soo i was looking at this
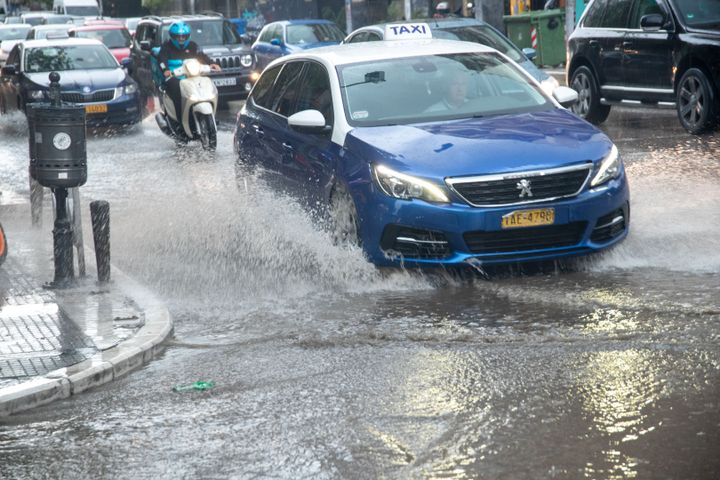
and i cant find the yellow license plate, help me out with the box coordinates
[85,104,108,114]
[501,208,555,229]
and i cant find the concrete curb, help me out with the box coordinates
[0,265,173,417]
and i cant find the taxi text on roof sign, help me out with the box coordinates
[384,23,433,41]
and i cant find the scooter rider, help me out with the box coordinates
[157,21,221,120]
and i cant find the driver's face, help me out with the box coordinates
[447,75,468,106]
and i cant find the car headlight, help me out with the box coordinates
[29,89,46,100]
[240,54,252,67]
[373,164,449,203]
[591,144,621,187]
[123,83,138,95]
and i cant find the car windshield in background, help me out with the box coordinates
[22,17,46,26]
[44,16,74,24]
[673,0,720,28]
[65,6,100,16]
[338,52,550,127]
[162,20,240,46]
[24,45,117,72]
[75,29,131,48]
[432,26,525,63]
[0,27,30,41]
[286,23,344,44]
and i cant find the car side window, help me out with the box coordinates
[629,0,665,28]
[271,61,305,117]
[272,24,283,43]
[295,61,333,126]
[258,25,271,42]
[347,31,367,43]
[366,32,382,41]
[6,45,20,66]
[600,0,633,28]
[582,0,608,27]
[251,64,282,109]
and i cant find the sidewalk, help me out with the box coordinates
[0,199,173,417]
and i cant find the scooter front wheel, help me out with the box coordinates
[197,113,217,151]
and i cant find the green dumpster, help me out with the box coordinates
[503,9,566,67]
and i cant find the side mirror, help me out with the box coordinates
[640,13,665,31]
[270,38,282,46]
[121,57,133,72]
[522,47,537,61]
[1,64,16,76]
[553,86,578,109]
[288,109,329,134]
[139,40,151,51]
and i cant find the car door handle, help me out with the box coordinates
[282,142,293,151]
[589,40,599,47]
[622,41,633,48]
[252,124,264,138]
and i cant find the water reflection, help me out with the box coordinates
[577,350,661,480]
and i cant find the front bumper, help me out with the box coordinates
[210,70,257,101]
[355,173,630,268]
[84,94,142,127]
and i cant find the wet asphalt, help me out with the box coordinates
[0,104,718,479]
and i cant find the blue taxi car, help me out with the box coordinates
[234,25,629,267]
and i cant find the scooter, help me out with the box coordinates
[155,58,219,151]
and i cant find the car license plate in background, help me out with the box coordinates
[85,104,107,114]
[212,77,237,87]
[501,208,555,229]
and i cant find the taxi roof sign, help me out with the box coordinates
[384,23,432,41]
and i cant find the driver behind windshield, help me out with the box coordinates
[157,21,221,119]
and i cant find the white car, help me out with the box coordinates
[0,38,21,65]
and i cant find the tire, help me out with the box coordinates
[676,68,717,135]
[570,66,611,124]
[0,223,6,266]
[329,183,361,248]
[197,113,217,151]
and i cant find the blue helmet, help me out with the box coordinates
[169,21,191,49]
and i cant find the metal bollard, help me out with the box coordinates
[52,187,74,286]
[90,200,110,283]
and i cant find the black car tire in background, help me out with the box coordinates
[570,66,611,125]
[329,182,361,248]
[676,68,717,135]
[197,113,217,151]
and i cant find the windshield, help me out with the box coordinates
[337,52,550,127]
[22,16,46,26]
[673,0,720,29]
[65,6,100,16]
[24,44,117,72]
[161,20,240,46]
[0,27,30,41]
[75,28,131,48]
[432,25,525,62]
[286,23,344,44]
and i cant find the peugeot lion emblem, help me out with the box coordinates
[82,86,91,93]
[517,179,533,198]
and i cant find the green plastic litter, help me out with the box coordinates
[172,380,215,392]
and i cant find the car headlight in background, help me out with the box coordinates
[29,89,46,100]
[591,144,621,187]
[241,54,253,67]
[374,164,450,203]
[123,83,137,95]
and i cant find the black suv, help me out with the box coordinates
[131,14,257,109]
[567,0,720,134]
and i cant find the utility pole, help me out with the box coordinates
[404,0,412,20]
[474,0,484,22]
[345,0,352,33]
[188,0,195,15]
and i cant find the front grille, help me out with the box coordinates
[61,89,115,104]
[464,222,587,254]
[591,207,627,243]
[212,56,247,69]
[448,164,592,207]
[381,225,451,259]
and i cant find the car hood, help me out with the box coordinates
[26,68,127,90]
[345,109,613,179]
[201,45,252,56]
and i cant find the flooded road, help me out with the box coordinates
[0,106,719,479]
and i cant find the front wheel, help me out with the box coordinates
[570,66,611,124]
[196,113,217,151]
[329,183,361,248]
[677,68,717,135]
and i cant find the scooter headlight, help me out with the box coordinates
[185,59,201,77]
